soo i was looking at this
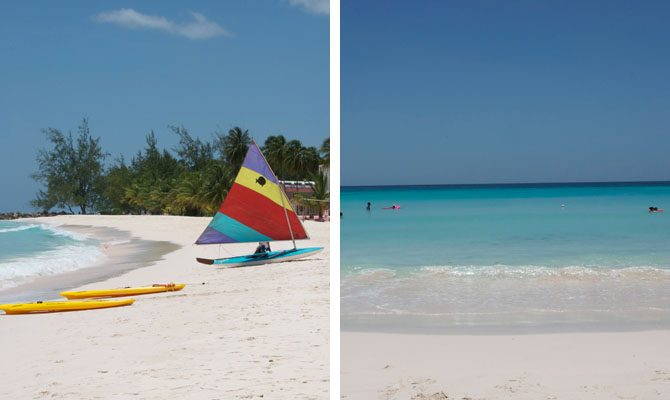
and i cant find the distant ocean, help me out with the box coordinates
[341,182,670,333]
[0,221,104,292]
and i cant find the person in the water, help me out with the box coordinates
[366,202,371,210]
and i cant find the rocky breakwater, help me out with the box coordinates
[0,211,68,220]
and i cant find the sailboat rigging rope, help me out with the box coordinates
[217,243,236,257]
[278,182,296,249]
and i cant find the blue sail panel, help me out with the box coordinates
[195,212,272,244]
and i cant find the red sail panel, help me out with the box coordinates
[220,183,307,240]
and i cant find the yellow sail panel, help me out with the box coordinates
[234,166,295,211]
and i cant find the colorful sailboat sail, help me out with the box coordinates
[196,140,308,246]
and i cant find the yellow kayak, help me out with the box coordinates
[60,283,185,300]
[0,299,135,315]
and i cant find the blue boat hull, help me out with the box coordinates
[198,247,324,267]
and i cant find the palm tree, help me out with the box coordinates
[126,180,159,214]
[291,192,310,219]
[308,170,329,219]
[286,140,303,178]
[262,135,289,180]
[175,172,205,216]
[199,161,234,214]
[164,179,183,215]
[149,178,177,214]
[303,146,320,176]
[124,183,143,211]
[319,138,329,166]
[217,127,250,173]
[290,145,320,179]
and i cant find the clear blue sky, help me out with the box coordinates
[342,1,670,186]
[0,1,328,212]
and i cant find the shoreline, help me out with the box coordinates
[0,222,179,304]
[0,215,330,399]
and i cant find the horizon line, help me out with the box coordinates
[341,180,670,189]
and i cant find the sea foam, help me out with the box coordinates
[0,222,105,290]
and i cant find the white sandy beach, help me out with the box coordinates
[0,215,329,399]
[342,330,670,399]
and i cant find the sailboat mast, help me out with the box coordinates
[278,181,297,250]
[254,140,297,250]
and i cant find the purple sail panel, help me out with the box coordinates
[241,141,277,184]
[195,226,238,245]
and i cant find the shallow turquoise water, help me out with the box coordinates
[0,221,103,291]
[341,183,670,332]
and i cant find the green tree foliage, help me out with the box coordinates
[199,161,235,214]
[286,140,308,178]
[262,135,322,181]
[124,132,184,214]
[100,157,134,214]
[32,118,328,217]
[215,126,250,174]
[262,135,290,180]
[299,146,321,177]
[31,118,107,214]
[170,125,213,171]
[319,138,329,166]
[307,170,330,219]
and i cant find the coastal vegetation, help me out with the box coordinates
[30,118,107,214]
[31,118,329,216]
[294,170,330,219]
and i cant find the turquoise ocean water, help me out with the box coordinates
[341,183,670,332]
[0,221,103,294]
